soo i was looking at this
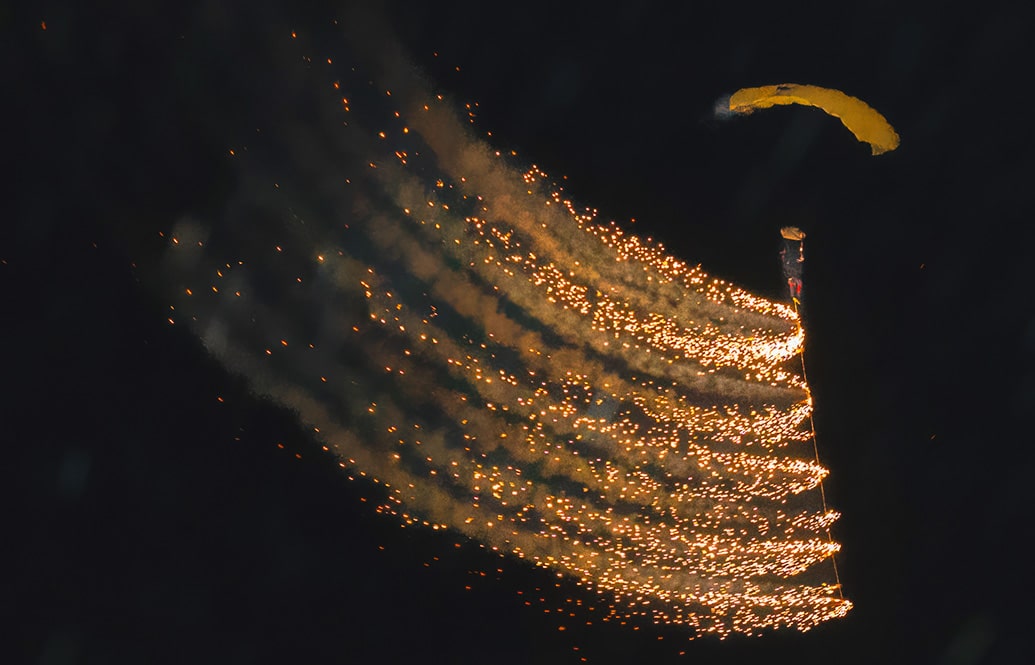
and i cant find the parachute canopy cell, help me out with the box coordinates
[728,84,900,155]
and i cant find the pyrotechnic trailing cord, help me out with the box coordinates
[794,305,845,600]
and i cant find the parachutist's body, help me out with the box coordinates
[780,227,806,305]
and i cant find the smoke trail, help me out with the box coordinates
[154,15,849,637]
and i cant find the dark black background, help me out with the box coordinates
[7,1,1034,663]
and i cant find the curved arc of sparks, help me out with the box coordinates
[158,35,851,636]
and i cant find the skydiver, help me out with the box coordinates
[779,227,805,304]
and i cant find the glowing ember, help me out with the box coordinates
[157,26,848,638]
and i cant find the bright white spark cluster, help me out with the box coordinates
[158,27,849,638]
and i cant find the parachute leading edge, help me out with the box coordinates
[728,84,900,155]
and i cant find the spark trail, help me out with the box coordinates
[157,20,850,637]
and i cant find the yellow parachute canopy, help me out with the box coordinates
[728,84,900,155]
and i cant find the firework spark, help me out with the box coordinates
[156,19,849,637]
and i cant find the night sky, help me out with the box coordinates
[8,1,1034,663]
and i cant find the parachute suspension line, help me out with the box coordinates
[794,303,845,601]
